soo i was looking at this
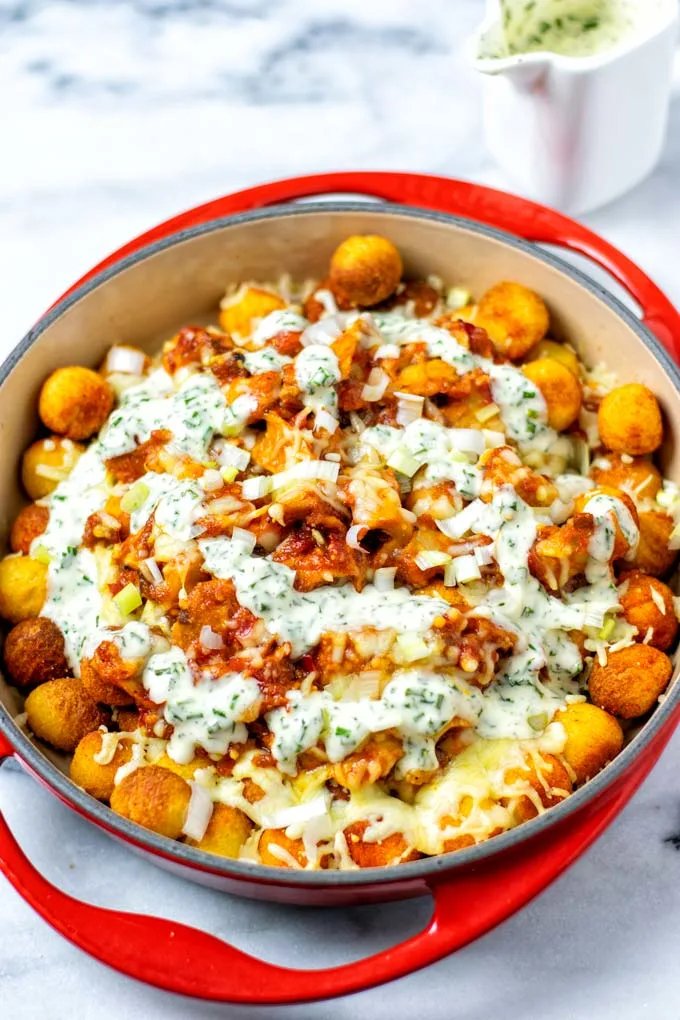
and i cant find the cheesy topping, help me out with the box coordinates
[19,267,675,872]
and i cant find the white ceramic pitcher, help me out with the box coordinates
[469,0,679,214]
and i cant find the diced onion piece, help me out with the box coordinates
[447,286,472,310]
[142,557,163,585]
[200,625,225,650]
[650,586,667,615]
[231,527,256,553]
[301,319,342,347]
[669,521,680,551]
[361,367,390,402]
[474,544,495,567]
[393,633,430,664]
[373,567,396,591]
[272,460,340,490]
[373,344,401,360]
[217,444,251,471]
[583,604,609,628]
[188,524,207,539]
[32,544,52,565]
[221,466,239,483]
[113,583,143,616]
[314,408,339,434]
[454,554,481,584]
[201,469,223,492]
[314,289,338,315]
[242,476,273,500]
[447,429,485,456]
[394,391,424,427]
[475,403,499,423]
[482,429,506,449]
[387,447,420,478]
[436,500,483,540]
[572,437,590,477]
[182,782,214,842]
[35,464,68,481]
[598,617,616,641]
[354,672,382,699]
[444,561,457,587]
[105,345,146,375]
[346,525,367,550]
[414,550,452,571]
[120,481,150,513]
[263,794,328,830]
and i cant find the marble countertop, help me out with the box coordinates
[1,2,680,1017]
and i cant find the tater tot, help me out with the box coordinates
[343,820,421,867]
[329,235,403,308]
[505,753,572,822]
[598,383,663,455]
[591,453,662,501]
[258,828,308,868]
[218,286,285,338]
[154,753,209,782]
[70,730,133,801]
[634,510,677,577]
[38,366,114,440]
[0,555,47,624]
[620,572,678,650]
[186,803,253,858]
[554,703,623,784]
[524,338,580,377]
[3,617,69,687]
[25,677,108,751]
[110,764,191,839]
[9,503,49,555]
[522,358,582,431]
[21,436,85,500]
[589,644,672,718]
[475,281,550,360]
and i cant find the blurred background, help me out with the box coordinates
[1,0,679,343]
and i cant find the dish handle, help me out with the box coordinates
[0,738,625,1005]
[68,171,680,363]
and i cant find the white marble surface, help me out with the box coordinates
[1,1,680,1017]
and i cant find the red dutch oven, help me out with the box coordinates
[1,172,680,1005]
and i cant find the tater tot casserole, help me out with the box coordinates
[3,232,679,872]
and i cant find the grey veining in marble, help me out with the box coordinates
[1,2,680,1018]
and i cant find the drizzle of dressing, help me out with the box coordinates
[142,646,261,764]
[199,535,451,658]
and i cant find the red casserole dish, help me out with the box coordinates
[1,172,680,1004]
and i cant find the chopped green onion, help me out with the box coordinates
[32,544,52,565]
[387,448,421,478]
[120,481,150,513]
[114,583,143,616]
[598,617,616,641]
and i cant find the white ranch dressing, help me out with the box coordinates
[250,310,307,347]
[361,419,483,499]
[294,344,341,415]
[581,492,639,583]
[32,444,110,671]
[130,472,205,542]
[99,370,228,462]
[243,347,292,375]
[142,646,261,764]
[495,0,653,59]
[368,309,552,444]
[198,535,451,658]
